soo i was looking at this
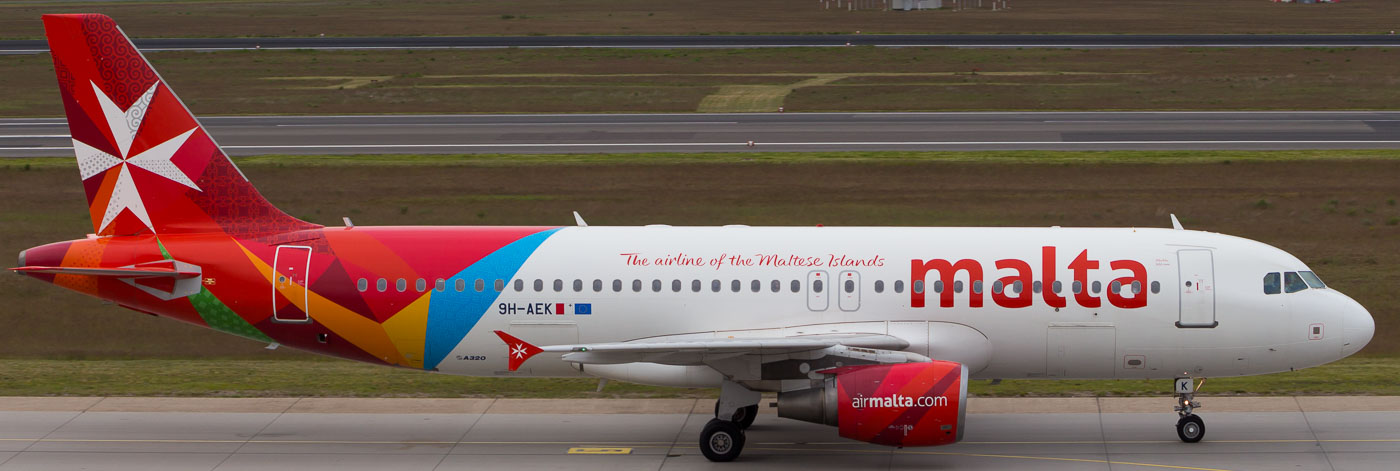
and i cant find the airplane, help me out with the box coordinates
[14,13,1375,462]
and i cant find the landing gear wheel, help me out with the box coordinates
[714,401,759,429]
[700,418,745,462]
[1176,414,1205,443]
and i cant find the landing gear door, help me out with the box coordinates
[807,270,828,311]
[1176,249,1217,328]
[272,245,313,324]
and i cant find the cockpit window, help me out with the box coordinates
[1262,272,1280,295]
[1298,271,1326,289]
[1284,272,1308,293]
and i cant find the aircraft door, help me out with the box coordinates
[1176,249,1217,328]
[838,270,861,311]
[272,245,313,323]
[807,270,829,311]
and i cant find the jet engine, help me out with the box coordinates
[776,361,967,447]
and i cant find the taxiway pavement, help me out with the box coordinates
[4,111,1400,157]
[1,396,1398,470]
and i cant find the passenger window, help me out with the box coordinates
[1284,272,1308,293]
[534,279,544,292]
[1053,280,1063,294]
[593,279,603,292]
[396,278,407,292]
[415,278,427,292]
[514,279,524,292]
[671,279,681,292]
[844,279,854,293]
[1032,280,1042,294]
[475,279,485,292]
[894,280,904,293]
[1130,281,1141,294]
[713,280,722,292]
[954,280,964,293]
[913,280,925,294]
[456,278,467,292]
[813,279,823,293]
[1091,281,1101,294]
[435,278,445,292]
[1110,280,1121,293]
[874,280,884,293]
[377,278,387,292]
[573,279,583,292]
[1072,281,1082,294]
[613,279,622,292]
[357,278,368,292]
[1299,271,1326,289]
[652,279,662,292]
[553,279,563,292]
[771,280,781,293]
[692,280,702,292]
[1012,280,1023,294]
[1150,281,1160,294]
[992,280,1004,294]
[971,280,981,294]
[790,280,800,293]
[750,280,761,292]
[633,279,643,292]
[934,280,943,293]
[731,280,741,292]
[494,279,505,292]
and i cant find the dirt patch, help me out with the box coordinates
[3,47,1398,116]
[1,156,1397,358]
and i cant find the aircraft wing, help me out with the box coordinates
[494,330,924,377]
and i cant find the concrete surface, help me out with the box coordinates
[1,396,1398,470]
[5,111,1400,156]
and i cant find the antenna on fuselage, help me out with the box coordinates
[1170,214,1184,230]
[573,211,588,227]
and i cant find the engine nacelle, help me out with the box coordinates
[777,361,967,447]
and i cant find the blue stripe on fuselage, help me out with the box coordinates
[424,228,560,370]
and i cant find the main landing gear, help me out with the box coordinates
[700,381,760,462]
[1173,377,1205,443]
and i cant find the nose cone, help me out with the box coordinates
[1342,295,1375,358]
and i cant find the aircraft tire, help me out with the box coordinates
[700,418,745,462]
[1176,414,1205,443]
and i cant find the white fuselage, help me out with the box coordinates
[434,226,1372,388]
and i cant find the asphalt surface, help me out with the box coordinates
[2,396,1398,470]
[4,34,1400,54]
[4,111,1400,156]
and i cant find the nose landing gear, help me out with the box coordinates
[1174,377,1205,443]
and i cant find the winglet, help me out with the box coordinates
[494,330,542,371]
[1170,214,1184,230]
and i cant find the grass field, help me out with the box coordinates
[4,46,1400,116]
[2,356,1397,398]
[3,0,1398,38]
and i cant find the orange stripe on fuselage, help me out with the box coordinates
[238,242,409,366]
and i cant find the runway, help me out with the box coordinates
[4,111,1400,156]
[2,396,1399,470]
[4,34,1400,54]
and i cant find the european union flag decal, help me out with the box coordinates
[575,303,592,315]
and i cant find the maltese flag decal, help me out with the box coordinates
[494,331,543,371]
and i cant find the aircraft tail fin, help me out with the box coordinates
[42,14,318,237]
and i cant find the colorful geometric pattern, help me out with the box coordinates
[19,14,561,369]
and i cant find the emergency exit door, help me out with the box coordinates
[272,245,312,323]
[1176,249,1217,328]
